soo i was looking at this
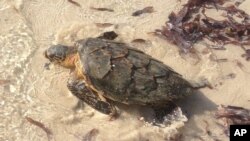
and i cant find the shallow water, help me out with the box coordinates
[1,0,250,141]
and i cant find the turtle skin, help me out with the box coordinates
[77,38,194,107]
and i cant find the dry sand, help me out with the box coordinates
[0,0,250,141]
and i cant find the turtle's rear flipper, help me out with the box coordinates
[189,78,213,89]
[67,79,116,115]
[152,102,177,124]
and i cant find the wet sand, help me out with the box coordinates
[1,0,250,141]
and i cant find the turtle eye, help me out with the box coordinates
[53,53,66,61]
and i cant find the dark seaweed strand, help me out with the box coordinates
[82,128,99,141]
[68,0,81,7]
[25,117,53,141]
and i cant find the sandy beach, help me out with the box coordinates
[1,0,250,141]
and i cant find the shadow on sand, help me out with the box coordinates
[110,89,218,126]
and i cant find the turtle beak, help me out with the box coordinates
[43,50,52,70]
[44,62,51,70]
[44,50,52,62]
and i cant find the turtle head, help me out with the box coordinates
[44,44,78,68]
[44,45,69,62]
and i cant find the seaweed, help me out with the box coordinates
[214,58,228,63]
[67,128,99,141]
[233,59,250,73]
[158,0,250,58]
[234,0,245,6]
[25,117,53,141]
[95,23,114,28]
[82,128,99,141]
[224,73,236,79]
[68,0,81,7]
[97,31,118,40]
[241,49,250,61]
[203,120,212,136]
[132,6,154,16]
[131,39,147,43]
[90,7,114,12]
[215,105,250,136]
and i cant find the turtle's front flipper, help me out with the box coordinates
[67,79,117,115]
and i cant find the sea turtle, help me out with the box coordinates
[44,37,195,119]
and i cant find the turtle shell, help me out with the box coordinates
[77,38,193,106]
